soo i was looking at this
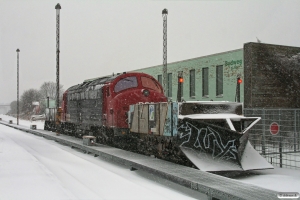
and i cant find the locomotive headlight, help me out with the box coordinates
[142,89,150,97]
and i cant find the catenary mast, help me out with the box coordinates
[16,49,20,125]
[162,9,168,96]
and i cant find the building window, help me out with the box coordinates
[190,69,195,97]
[202,67,209,97]
[216,65,223,96]
[157,75,162,85]
[167,73,172,97]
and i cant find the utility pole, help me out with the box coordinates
[16,49,20,125]
[55,3,61,135]
[162,9,168,96]
[55,3,61,109]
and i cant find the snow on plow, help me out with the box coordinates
[127,101,274,172]
[177,102,273,171]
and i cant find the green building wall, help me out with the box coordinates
[134,49,244,102]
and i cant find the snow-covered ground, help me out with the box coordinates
[1,114,45,129]
[0,115,202,200]
[234,167,300,193]
[1,114,300,199]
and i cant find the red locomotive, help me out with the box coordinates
[44,71,273,171]
[44,72,167,139]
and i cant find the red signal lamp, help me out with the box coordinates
[179,77,184,83]
[237,78,242,84]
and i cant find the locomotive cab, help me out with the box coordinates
[105,73,167,132]
[53,72,167,138]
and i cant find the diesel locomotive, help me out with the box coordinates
[44,72,273,171]
[45,72,167,135]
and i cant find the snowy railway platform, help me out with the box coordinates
[0,115,298,200]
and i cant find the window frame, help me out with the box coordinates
[202,67,209,97]
[167,73,172,98]
[190,69,195,97]
[157,75,162,85]
[141,76,162,93]
[216,65,223,97]
[114,76,138,93]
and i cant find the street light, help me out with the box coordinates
[162,8,168,96]
[55,3,61,135]
[55,3,61,109]
[16,49,20,125]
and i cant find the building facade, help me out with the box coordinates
[244,43,300,108]
[134,42,300,108]
[134,48,243,103]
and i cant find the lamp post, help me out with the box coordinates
[55,3,61,135]
[16,49,20,125]
[162,9,168,96]
[55,3,61,109]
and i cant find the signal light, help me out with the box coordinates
[179,77,184,83]
[237,78,242,84]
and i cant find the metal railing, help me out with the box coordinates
[244,108,300,170]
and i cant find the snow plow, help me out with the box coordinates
[128,101,273,172]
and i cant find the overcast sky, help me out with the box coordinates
[1,0,300,104]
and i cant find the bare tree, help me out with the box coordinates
[39,82,64,113]
[20,89,41,115]
[39,81,64,101]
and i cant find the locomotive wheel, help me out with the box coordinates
[53,124,195,169]
[60,124,65,135]
[44,121,48,131]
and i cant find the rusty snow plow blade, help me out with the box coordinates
[177,118,273,172]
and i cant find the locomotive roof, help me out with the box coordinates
[67,72,143,93]
[83,75,114,83]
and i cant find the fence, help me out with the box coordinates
[244,108,300,170]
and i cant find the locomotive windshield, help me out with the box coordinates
[141,76,162,93]
[114,76,138,93]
